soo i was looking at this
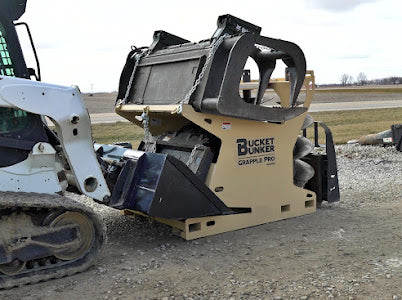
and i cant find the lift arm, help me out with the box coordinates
[0,75,110,201]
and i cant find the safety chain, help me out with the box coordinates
[140,106,156,152]
[174,34,229,114]
[122,47,148,104]
[141,106,151,145]
[186,144,204,167]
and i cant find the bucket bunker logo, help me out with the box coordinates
[236,137,276,166]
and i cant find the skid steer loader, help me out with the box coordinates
[0,0,339,289]
[0,0,108,288]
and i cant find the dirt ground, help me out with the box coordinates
[1,146,401,299]
[83,93,117,114]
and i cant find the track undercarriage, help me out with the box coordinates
[0,192,106,289]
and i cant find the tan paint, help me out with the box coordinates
[117,72,317,240]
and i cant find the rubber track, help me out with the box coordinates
[0,192,106,289]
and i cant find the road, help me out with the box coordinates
[89,99,402,124]
[90,112,126,124]
[308,99,402,112]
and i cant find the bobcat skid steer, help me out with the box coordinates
[0,0,108,288]
[95,15,340,240]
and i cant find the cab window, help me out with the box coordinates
[0,22,29,134]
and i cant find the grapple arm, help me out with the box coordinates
[118,14,308,123]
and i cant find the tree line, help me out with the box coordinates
[339,73,401,86]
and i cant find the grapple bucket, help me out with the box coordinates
[100,15,340,240]
[117,14,307,122]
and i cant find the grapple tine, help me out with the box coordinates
[255,36,307,107]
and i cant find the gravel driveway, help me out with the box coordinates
[1,145,401,299]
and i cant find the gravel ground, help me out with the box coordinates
[1,145,401,299]
[336,145,402,208]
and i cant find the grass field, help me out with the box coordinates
[309,107,401,144]
[91,122,144,147]
[315,88,402,94]
[315,84,402,94]
[91,107,402,146]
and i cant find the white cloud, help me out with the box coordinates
[306,0,380,12]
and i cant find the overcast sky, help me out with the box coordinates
[18,0,402,92]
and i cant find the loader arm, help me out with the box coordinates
[0,75,110,201]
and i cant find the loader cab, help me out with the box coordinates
[0,0,48,167]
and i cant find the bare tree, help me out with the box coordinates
[340,74,348,86]
[357,72,368,85]
[390,76,400,84]
[340,73,353,86]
